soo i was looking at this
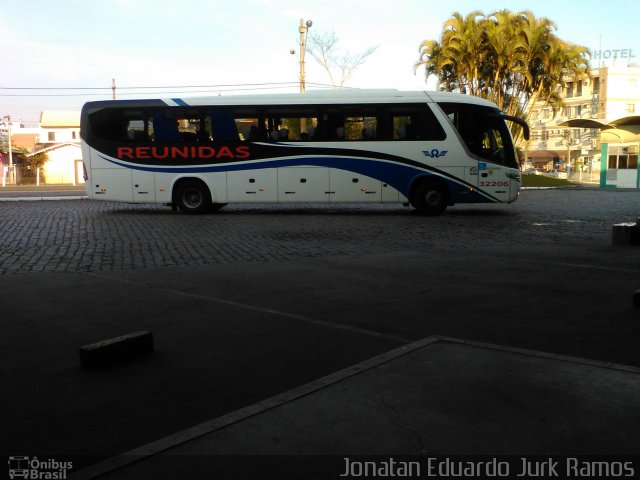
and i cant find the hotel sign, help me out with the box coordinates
[591,48,636,60]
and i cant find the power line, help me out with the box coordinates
[0,82,309,91]
[0,82,336,97]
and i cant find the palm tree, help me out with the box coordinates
[483,9,527,107]
[439,11,487,96]
[415,10,590,144]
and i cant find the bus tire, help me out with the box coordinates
[410,180,448,216]
[175,180,212,214]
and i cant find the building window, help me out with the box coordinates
[626,104,636,114]
[576,80,582,97]
[608,145,639,170]
[566,82,573,98]
[592,77,600,95]
[48,131,56,141]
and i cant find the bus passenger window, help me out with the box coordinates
[390,106,445,141]
[151,110,202,142]
[325,109,378,141]
[264,109,318,141]
[241,123,260,141]
[211,111,239,142]
[393,116,414,140]
[152,112,179,142]
[126,120,147,141]
[176,116,201,142]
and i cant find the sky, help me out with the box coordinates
[1,0,639,126]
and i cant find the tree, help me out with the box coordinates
[415,10,590,143]
[307,30,378,88]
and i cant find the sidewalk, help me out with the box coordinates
[77,336,640,479]
[0,184,86,200]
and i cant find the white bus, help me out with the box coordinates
[80,90,528,215]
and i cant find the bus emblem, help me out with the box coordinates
[423,149,447,158]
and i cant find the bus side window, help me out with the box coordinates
[391,106,445,141]
[152,112,179,142]
[237,119,260,141]
[176,114,201,142]
[126,120,147,141]
[325,109,378,141]
[211,111,239,142]
[264,109,319,141]
[393,115,415,140]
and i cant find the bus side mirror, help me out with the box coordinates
[502,114,530,141]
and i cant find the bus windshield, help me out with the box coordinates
[437,102,519,169]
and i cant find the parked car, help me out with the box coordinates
[524,168,540,175]
[544,169,568,179]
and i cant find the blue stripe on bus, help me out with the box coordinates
[98,154,498,203]
[171,98,189,106]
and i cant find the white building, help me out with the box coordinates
[527,64,640,186]
[38,111,81,145]
[2,110,83,185]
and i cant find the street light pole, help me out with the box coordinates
[298,18,312,93]
[295,19,312,135]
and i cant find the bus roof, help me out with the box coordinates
[82,90,500,110]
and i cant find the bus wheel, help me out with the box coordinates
[175,180,212,214]
[411,180,448,216]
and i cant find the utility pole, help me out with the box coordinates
[6,116,12,169]
[2,115,13,168]
[112,78,116,100]
[2,115,13,185]
[563,129,573,176]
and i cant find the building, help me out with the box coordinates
[526,64,640,187]
[39,111,81,146]
[26,142,84,185]
[1,111,83,185]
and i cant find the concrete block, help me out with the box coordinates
[79,330,154,367]
[634,290,640,308]
[612,223,640,246]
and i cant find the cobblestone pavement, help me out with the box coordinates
[3,187,640,467]
[1,188,639,275]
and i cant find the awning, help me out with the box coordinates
[557,119,613,129]
[527,150,564,158]
[610,115,640,127]
[558,116,640,129]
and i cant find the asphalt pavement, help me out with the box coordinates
[1,185,640,479]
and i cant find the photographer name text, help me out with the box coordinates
[339,457,636,478]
